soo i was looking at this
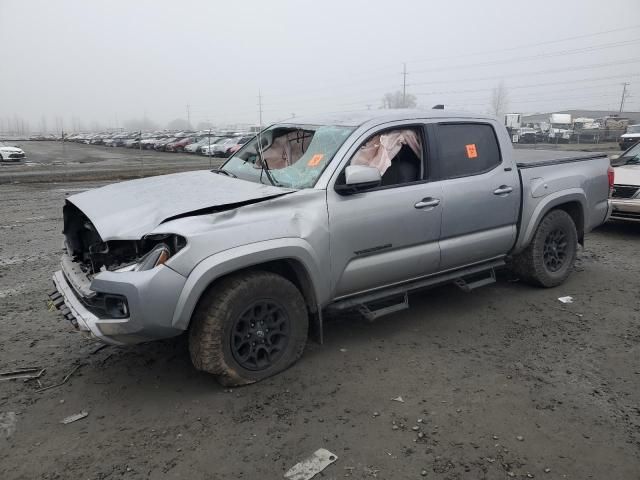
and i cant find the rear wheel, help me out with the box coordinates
[511,209,578,287]
[189,271,308,386]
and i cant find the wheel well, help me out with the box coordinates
[189,258,321,341]
[255,259,318,314]
[554,201,584,244]
[197,259,318,316]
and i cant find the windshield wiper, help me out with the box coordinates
[255,147,279,186]
[211,168,237,178]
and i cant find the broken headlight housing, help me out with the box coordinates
[134,234,187,272]
[136,243,171,271]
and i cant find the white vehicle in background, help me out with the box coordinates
[200,137,235,157]
[0,142,26,161]
[619,124,640,151]
[609,142,640,222]
[547,113,572,143]
[184,136,223,154]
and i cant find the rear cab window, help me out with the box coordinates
[435,123,502,179]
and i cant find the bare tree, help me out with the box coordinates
[490,81,509,119]
[381,91,417,109]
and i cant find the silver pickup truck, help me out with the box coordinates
[49,110,613,385]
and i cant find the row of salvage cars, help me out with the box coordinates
[64,131,255,158]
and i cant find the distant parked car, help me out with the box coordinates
[200,137,236,157]
[518,128,537,144]
[166,136,198,152]
[223,135,254,156]
[619,124,640,151]
[185,136,226,154]
[0,142,26,161]
[154,137,177,151]
[141,136,167,149]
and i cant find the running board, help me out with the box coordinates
[454,268,496,292]
[358,293,409,321]
[328,259,505,314]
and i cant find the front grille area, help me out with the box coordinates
[610,210,640,221]
[8,153,25,159]
[611,184,639,199]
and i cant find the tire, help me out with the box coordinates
[511,209,578,288]
[189,271,309,386]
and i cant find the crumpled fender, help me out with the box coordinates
[171,238,327,331]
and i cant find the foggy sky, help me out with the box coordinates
[1,0,639,132]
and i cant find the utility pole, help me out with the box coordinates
[186,104,191,127]
[258,90,263,128]
[402,63,407,108]
[619,82,630,113]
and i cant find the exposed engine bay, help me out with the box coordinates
[62,202,186,275]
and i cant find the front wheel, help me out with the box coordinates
[189,271,308,386]
[511,209,578,287]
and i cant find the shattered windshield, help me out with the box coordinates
[221,124,355,188]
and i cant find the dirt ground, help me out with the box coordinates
[0,143,639,480]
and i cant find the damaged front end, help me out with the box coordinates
[62,202,187,276]
[48,202,189,344]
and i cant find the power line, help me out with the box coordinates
[263,25,640,97]
[415,73,638,96]
[403,24,640,68]
[410,38,640,75]
[408,58,640,87]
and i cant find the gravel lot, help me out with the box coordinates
[0,143,638,479]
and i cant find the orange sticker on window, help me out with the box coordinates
[307,154,324,166]
[465,144,478,158]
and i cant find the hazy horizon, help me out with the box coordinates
[1,0,639,132]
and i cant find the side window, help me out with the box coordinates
[347,127,424,187]
[437,123,501,179]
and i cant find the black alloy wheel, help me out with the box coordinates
[542,228,568,273]
[230,300,290,371]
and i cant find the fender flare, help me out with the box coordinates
[514,188,587,254]
[171,238,327,331]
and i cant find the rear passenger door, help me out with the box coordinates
[433,122,520,270]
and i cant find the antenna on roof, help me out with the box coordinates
[432,104,445,110]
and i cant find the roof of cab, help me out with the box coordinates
[277,109,497,127]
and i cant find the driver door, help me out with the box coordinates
[327,124,442,299]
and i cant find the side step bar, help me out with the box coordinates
[454,268,496,292]
[358,293,409,321]
[328,259,504,320]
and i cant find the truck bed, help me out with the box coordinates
[513,149,608,169]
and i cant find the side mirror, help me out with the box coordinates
[335,165,381,194]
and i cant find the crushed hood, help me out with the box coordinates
[613,164,640,187]
[68,170,293,240]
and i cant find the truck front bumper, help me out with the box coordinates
[609,198,640,222]
[49,261,188,345]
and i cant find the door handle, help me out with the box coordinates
[414,198,440,209]
[493,185,513,195]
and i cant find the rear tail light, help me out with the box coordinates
[608,166,615,193]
